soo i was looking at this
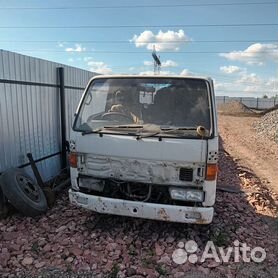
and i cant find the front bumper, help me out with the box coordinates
[69,190,214,224]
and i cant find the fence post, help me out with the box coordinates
[223,96,226,103]
[256,97,259,109]
[58,67,67,169]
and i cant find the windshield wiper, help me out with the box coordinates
[103,124,144,129]
[136,127,195,139]
[161,126,208,137]
[160,127,197,131]
[82,125,143,136]
[82,125,207,137]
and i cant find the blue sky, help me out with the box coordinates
[0,0,277,97]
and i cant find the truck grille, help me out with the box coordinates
[179,168,193,181]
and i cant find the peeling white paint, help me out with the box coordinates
[69,190,214,224]
[81,154,205,186]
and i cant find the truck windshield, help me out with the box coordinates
[73,77,212,136]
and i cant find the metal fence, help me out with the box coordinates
[216,96,278,109]
[0,50,96,181]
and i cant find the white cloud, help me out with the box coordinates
[237,72,260,84]
[131,29,190,51]
[219,43,278,65]
[65,44,86,52]
[143,61,153,66]
[220,65,243,74]
[143,59,178,68]
[87,60,112,74]
[214,71,277,97]
[214,81,226,91]
[84,56,93,62]
[180,69,193,76]
[162,60,178,68]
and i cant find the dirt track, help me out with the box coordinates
[218,115,278,195]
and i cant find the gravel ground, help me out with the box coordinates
[253,109,278,143]
[1,115,278,278]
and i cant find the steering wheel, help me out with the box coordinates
[101,111,134,122]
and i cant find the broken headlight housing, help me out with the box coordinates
[169,188,204,202]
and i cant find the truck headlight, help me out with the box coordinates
[169,188,204,202]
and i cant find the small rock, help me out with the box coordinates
[60,238,71,246]
[158,254,172,265]
[106,243,118,252]
[55,225,67,233]
[198,265,210,275]
[35,262,45,269]
[155,243,164,256]
[79,264,91,271]
[2,232,19,241]
[166,236,175,244]
[207,261,221,268]
[6,226,16,232]
[126,267,137,276]
[177,242,185,249]
[91,263,98,270]
[69,246,83,256]
[10,244,21,252]
[0,252,11,267]
[174,272,185,278]
[22,257,34,266]
[66,257,74,263]
[43,244,51,252]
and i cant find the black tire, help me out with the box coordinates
[0,179,9,219]
[1,168,48,217]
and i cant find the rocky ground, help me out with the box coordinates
[0,114,278,278]
[253,108,278,143]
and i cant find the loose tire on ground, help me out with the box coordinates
[1,168,48,217]
[0,179,9,219]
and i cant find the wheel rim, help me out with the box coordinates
[16,174,41,203]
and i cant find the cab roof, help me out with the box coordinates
[90,74,213,83]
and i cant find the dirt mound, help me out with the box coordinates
[218,101,254,115]
[254,108,278,143]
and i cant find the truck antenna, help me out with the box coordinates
[152,45,161,75]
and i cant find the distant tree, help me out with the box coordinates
[262,94,268,99]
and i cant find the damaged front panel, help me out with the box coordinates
[79,154,205,186]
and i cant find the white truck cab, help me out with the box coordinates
[69,75,218,224]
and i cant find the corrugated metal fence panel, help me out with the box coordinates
[0,83,61,180]
[63,66,93,88]
[0,49,96,180]
[0,49,94,86]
